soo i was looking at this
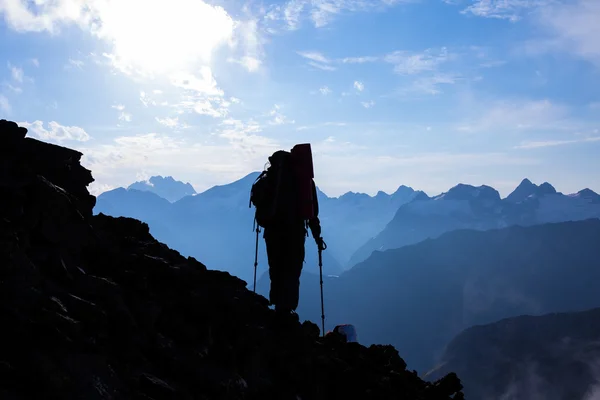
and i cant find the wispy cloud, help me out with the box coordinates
[67,58,84,69]
[9,64,24,82]
[267,104,295,125]
[408,73,459,95]
[361,100,375,108]
[265,0,414,30]
[112,104,132,122]
[457,99,571,133]
[341,56,379,63]
[31,58,39,67]
[515,136,600,149]
[384,47,452,74]
[297,51,331,64]
[0,94,10,113]
[319,86,332,95]
[156,116,188,129]
[459,0,552,22]
[19,120,91,142]
[534,0,600,67]
[307,61,337,71]
[354,81,365,91]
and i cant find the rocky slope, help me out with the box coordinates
[0,119,463,400]
[426,307,600,400]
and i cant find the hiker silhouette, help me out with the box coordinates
[250,145,324,316]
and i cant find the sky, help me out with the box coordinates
[0,0,599,198]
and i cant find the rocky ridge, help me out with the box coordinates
[0,120,463,400]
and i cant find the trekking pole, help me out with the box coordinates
[253,225,260,293]
[318,239,327,336]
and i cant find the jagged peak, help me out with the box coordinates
[538,182,557,195]
[411,191,431,202]
[438,183,500,202]
[392,185,415,196]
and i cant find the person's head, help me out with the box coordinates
[268,150,290,170]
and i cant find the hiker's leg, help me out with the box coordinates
[265,232,284,307]
[281,234,305,311]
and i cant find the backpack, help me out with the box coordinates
[250,145,315,229]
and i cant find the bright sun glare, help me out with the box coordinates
[92,0,235,75]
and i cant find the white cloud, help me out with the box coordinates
[460,0,551,22]
[0,94,10,113]
[514,136,600,149]
[319,86,332,95]
[408,73,459,95]
[361,100,375,108]
[268,104,295,125]
[31,58,39,67]
[4,83,22,94]
[384,47,452,74]
[297,51,331,64]
[457,99,570,133]
[20,120,91,142]
[353,81,364,91]
[156,116,188,129]
[341,56,378,63]
[307,62,336,71]
[67,58,84,69]
[118,112,132,122]
[10,65,24,82]
[0,0,261,80]
[170,67,224,96]
[80,120,280,193]
[535,0,600,67]
[180,98,229,118]
[111,104,131,122]
[228,19,264,72]
[265,0,411,30]
[139,91,157,107]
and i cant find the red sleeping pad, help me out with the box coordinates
[291,143,315,220]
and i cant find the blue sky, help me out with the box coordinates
[1,0,599,197]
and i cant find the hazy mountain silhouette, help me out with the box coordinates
[316,185,420,266]
[96,172,344,284]
[292,219,600,373]
[349,180,600,266]
[95,172,419,280]
[426,307,600,400]
[128,175,196,202]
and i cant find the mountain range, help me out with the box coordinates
[127,175,197,202]
[349,179,600,266]
[94,173,421,281]
[274,219,600,375]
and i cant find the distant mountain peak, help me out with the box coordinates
[538,182,557,195]
[438,184,500,202]
[506,178,556,203]
[127,175,197,203]
[572,188,600,203]
[393,185,415,196]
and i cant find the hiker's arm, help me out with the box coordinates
[308,179,322,241]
